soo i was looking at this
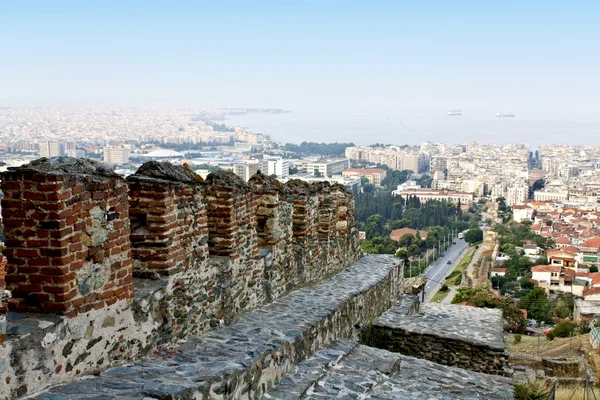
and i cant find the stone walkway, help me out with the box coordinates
[34,255,402,400]
[263,340,514,399]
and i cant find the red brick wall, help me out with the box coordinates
[1,160,133,316]
[128,177,208,274]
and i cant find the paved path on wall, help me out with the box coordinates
[423,239,470,302]
[262,340,514,400]
[34,255,401,400]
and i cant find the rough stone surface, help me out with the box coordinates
[263,341,514,400]
[28,255,402,400]
[367,297,510,376]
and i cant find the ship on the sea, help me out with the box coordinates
[496,113,515,118]
[447,109,462,116]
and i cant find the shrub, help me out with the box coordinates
[514,383,528,400]
[514,334,522,344]
[440,284,449,292]
[551,321,577,338]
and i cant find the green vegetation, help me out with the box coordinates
[280,142,354,157]
[514,334,522,344]
[546,320,577,340]
[464,227,483,244]
[431,289,450,303]
[452,287,526,327]
[496,196,512,223]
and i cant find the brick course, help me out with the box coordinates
[1,158,133,316]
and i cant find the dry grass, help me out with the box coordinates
[506,333,592,358]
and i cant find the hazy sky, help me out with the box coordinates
[2,1,599,118]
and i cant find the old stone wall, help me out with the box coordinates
[1,158,133,317]
[366,299,510,376]
[0,158,362,398]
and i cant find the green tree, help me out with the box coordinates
[464,228,483,244]
[518,287,552,323]
[452,287,525,327]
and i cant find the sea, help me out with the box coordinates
[225,112,600,149]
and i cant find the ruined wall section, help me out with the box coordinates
[127,162,218,337]
[1,158,133,317]
[287,180,320,284]
[248,173,295,301]
[204,171,262,321]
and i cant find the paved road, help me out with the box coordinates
[422,239,470,302]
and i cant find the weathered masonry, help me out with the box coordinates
[0,158,360,398]
[363,296,511,376]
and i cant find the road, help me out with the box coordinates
[422,239,469,302]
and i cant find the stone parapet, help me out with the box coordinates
[21,255,401,400]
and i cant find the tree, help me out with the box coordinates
[362,183,375,193]
[464,228,483,244]
[398,233,415,248]
[591,266,599,273]
[452,287,525,327]
[407,244,421,257]
[518,287,552,323]
[365,214,383,239]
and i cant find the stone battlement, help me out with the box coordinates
[0,157,360,398]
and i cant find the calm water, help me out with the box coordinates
[226,112,600,148]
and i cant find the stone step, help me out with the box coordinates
[367,302,510,376]
[34,255,402,400]
[264,341,514,399]
[262,340,358,400]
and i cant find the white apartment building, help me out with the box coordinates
[266,158,290,179]
[506,184,528,206]
[103,146,130,165]
[305,159,349,177]
[40,141,64,158]
[534,190,569,202]
[233,161,261,182]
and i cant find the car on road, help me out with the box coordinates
[504,326,537,336]
[447,260,452,264]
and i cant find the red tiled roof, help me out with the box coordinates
[390,228,428,241]
[582,237,600,249]
[491,268,506,273]
[583,286,600,297]
[531,265,562,273]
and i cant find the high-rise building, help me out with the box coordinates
[266,158,290,178]
[40,141,64,158]
[233,161,263,182]
[103,146,130,165]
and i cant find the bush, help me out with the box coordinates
[514,334,522,344]
[440,284,449,292]
[578,320,591,335]
[551,321,577,338]
[590,265,599,273]
[514,383,528,400]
